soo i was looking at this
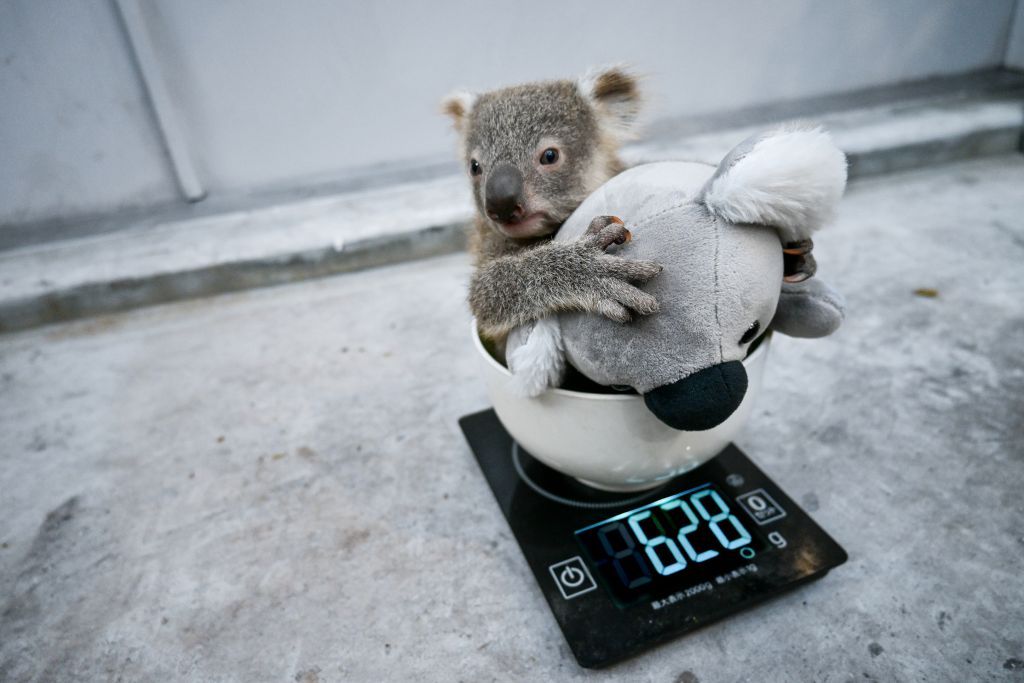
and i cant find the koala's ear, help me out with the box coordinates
[440,90,477,134]
[770,278,845,338]
[578,66,643,140]
[700,124,847,244]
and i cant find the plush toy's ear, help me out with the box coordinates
[440,90,477,134]
[770,278,845,338]
[506,317,565,397]
[700,124,847,244]
[577,66,643,142]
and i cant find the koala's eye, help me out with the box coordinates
[740,321,761,345]
[539,148,560,165]
[469,159,481,176]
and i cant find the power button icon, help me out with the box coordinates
[548,556,597,600]
[560,566,586,587]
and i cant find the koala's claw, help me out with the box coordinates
[588,221,632,251]
[586,214,624,234]
[783,239,813,255]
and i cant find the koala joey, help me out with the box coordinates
[441,67,663,343]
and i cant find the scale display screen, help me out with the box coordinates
[458,409,847,669]
[575,483,767,608]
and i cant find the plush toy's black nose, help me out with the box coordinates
[643,361,748,431]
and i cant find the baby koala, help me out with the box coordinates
[441,67,663,343]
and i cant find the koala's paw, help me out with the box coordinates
[783,239,817,283]
[565,216,662,323]
[585,215,632,250]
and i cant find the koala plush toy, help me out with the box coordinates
[506,125,848,431]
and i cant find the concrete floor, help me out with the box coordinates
[1,156,1023,682]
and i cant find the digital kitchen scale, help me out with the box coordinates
[459,409,847,669]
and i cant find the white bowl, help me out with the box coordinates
[472,322,771,491]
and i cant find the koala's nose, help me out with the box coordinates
[643,361,748,431]
[485,165,525,223]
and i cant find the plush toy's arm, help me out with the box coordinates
[506,317,566,397]
[770,278,845,338]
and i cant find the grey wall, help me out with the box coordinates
[1007,0,1024,70]
[0,0,1020,231]
[0,1,179,228]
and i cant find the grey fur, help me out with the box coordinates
[772,279,846,337]
[549,162,785,394]
[698,130,764,192]
[442,68,660,340]
[507,128,848,413]
[468,217,662,338]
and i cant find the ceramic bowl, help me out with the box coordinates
[472,321,771,491]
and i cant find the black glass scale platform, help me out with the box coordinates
[458,409,847,669]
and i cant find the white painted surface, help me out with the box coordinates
[114,0,206,201]
[0,0,1018,229]
[151,0,1017,192]
[0,1,178,226]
